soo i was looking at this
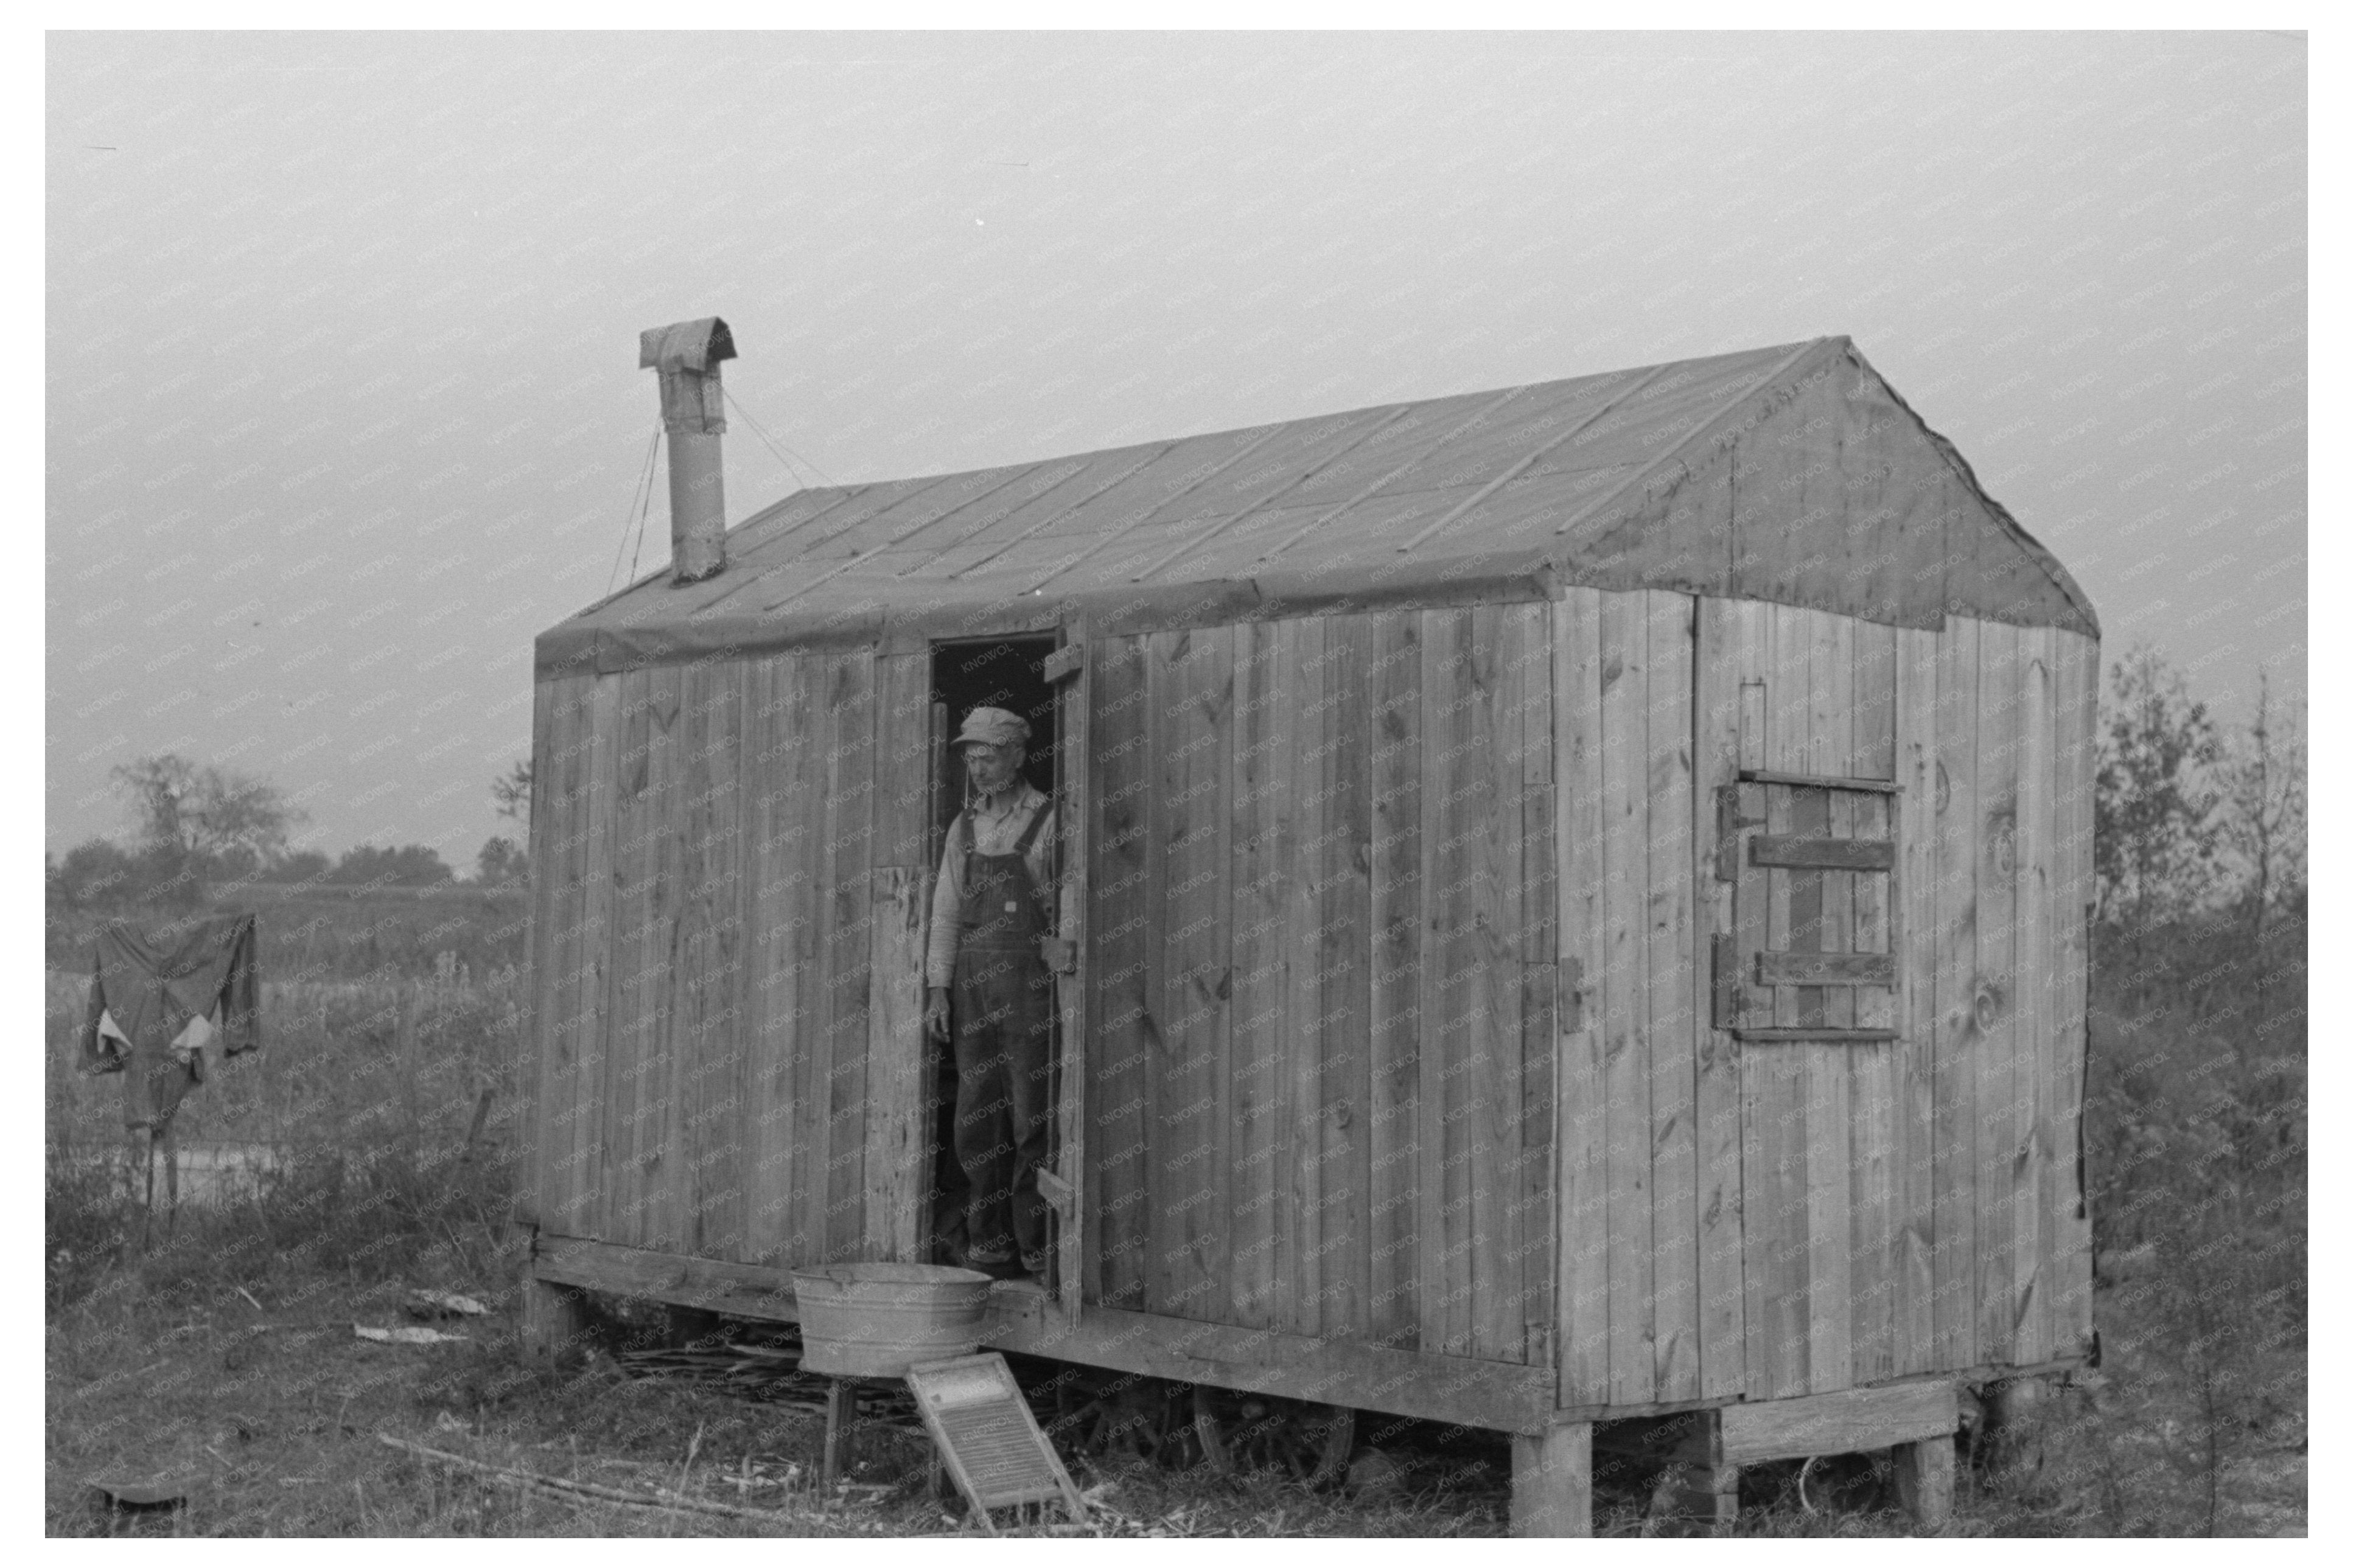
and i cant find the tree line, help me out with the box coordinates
[46,754,533,910]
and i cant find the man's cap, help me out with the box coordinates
[954,706,1030,748]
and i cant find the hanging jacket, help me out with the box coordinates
[80,914,260,1131]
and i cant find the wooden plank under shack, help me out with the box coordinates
[1931,616,1981,1370]
[1646,590,1700,1401]
[1367,608,1425,1350]
[1088,634,1152,1309]
[1973,621,2021,1365]
[1892,625,1940,1376]
[1598,589,1655,1405]
[1554,588,1609,1401]
[1322,612,1376,1340]
[1691,596,1747,1401]
[1228,616,1285,1330]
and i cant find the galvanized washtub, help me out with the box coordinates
[789,1263,994,1378]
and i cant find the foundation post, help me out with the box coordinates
[1511,1420,1593,1537]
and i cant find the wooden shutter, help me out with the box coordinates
[1713,770,1900,1044]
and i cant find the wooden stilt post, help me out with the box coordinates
[1511,1421,1593,1537]
[822,1379,857,1491]
[1892,1432,1955,1532]
[520,1243,593,1362]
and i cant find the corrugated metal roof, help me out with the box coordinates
[539,336,2095,675]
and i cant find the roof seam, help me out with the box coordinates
[1133,405,1413,584]
[1550,337,1833,542]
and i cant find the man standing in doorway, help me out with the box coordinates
[924,706,1060,1283]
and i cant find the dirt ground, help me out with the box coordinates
[45,1232,2305,1538]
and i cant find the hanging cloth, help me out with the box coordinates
[80,914,260,1132]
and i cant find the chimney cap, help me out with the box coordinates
[639,317,737,375]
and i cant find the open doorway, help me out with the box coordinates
[924,636,1060,1276]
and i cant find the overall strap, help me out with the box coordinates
[1010,797,1052,859]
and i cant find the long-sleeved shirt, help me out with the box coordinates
[925,782,1065,988]
[81,913,260,1131]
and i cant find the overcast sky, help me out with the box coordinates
[45,30,2306,865]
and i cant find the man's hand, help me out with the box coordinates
[925,986,951,1042]
[1039,936,1075,974]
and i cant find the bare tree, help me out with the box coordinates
[491,758,533,831]
[2219,672,2306,1046]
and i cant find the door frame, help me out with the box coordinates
[1043,623,1089,1328]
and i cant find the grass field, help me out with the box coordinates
[44,892,2306,1537]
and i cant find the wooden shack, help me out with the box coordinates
[520,329,2100,1533]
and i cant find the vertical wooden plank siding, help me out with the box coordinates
[1555,589,1610,1401]
[867,652,934,1264]
[863,864,925,1263]
[2013,629,2054,1364]
[571,674,623,1238]
[674,663,746,1260]
[1848,621,1898,1385]
[1646,593,1700,1402]
[1086,635,1152,1309]
[1750,604,1810,1398]
[1420,608,1475,1358]
[1690,598,1747,1400]
[520,595,2096,1403]
[1514,603,1557,1367]
[1973,622,2021,1364]
[530,675,594,1228]
[516,679,558,1228]
[1892,627,1942,1376]
[1281,616,1329,1341]
[1470,605,1529,1364]
[742,655,811,1264]
[599,666,651,1245]
[1598,590,1655,1404]
[1802,613,1855,1392]
[783,658,830,1257]
[1930,616,1981,1370]
[1228,619,1285,1329]
[820,655,877,1260]
[1322,614,1376,1339]
[1155,627,1234,1319]
[2049,630,2098,1354]
[1136,636,1175,1309]
[1368,610,1426,1349]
